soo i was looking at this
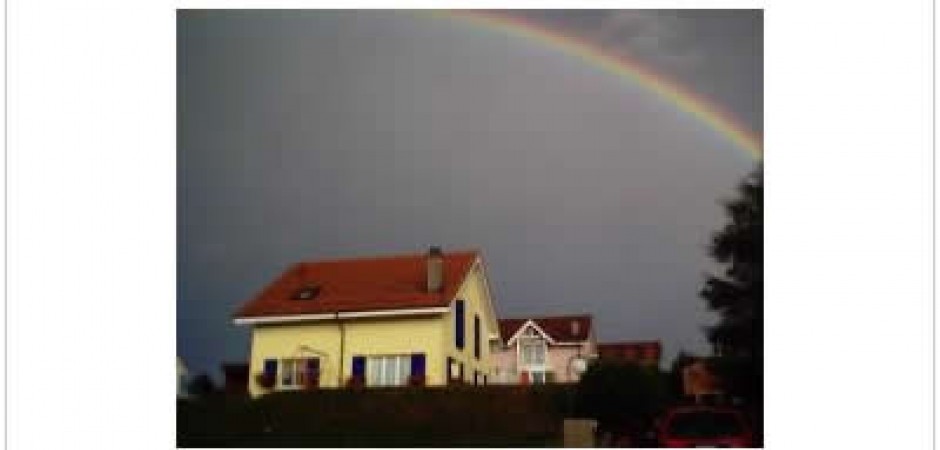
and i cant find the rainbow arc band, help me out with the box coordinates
[429,10,763,160]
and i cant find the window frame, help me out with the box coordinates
[365,354,413,387]
[519,337,547,368]
[278,357,319,389]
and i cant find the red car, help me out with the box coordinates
[656,405,754,448]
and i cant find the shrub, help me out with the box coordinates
[573,361,668,432]
[177,385,573,447]
[255,373,275,389]
[188,373,219,397]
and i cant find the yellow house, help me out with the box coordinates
[232,247,500,397]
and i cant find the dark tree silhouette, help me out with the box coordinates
[188,373,218,397]
[667,351,695,399]
[700,168,763,403]
[574,361,668,441]
[702,168,762,358]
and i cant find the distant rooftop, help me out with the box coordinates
[498,314,593,343]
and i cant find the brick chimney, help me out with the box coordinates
[427,246,444,293]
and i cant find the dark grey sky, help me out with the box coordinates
[177,10,761,379]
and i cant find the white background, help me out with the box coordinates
[4,0,934,449]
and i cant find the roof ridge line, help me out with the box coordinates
[499,314,593,321]
[296,248,481,266]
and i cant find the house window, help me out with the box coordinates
[520,340,547,366]
[455,300,465,349]
[365,355,412,387]
[473,315,481,359]
[447,358,466,383]
[280,358,319,388]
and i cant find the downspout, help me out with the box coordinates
[336,312,345,387]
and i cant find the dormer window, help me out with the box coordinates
[291,285,321,301]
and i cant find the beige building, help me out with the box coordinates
[232,247,501,397]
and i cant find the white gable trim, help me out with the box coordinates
[233,313,335,325]
[506,320,557,346]
[448,256,501,339]
[472,257,501,337]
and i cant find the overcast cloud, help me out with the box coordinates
[177,10,761,380]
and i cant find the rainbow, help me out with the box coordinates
[426,10,763,160]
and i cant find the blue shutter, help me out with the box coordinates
[263,359,277,377]
[455,300,465,349]
[351,356,366,377]
[474,315,481,359]
[306,359,320,377]
[411,353,426,376]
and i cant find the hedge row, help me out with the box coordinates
[177,385,579,447]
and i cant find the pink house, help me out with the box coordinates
[490,315,597,384]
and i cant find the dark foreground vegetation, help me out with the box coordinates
[178,385,575,447]
[178,360,761,447]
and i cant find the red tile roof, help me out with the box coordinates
[498,315,593,343]
[597,341,662,364]
[233,250,480,318]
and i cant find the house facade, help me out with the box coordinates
[490,315,597,384]
[233,248,500,397]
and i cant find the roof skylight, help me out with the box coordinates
[291,285,321,301]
